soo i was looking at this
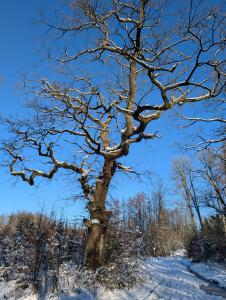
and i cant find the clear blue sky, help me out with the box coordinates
[0,1,215,222]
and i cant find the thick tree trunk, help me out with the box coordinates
[83,158,116,269]
[84,222,107,268]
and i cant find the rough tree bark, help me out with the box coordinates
[83,158,116,267]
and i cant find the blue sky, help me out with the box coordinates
[0,1,217,222]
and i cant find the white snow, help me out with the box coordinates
[96,256,225,300]
[90,219,100,224]
[190,262,226,288]
[0,280,37,300]
[172,249,188,257]
[0,254,225,300]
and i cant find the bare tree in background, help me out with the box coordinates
[173,149,225,233]
[1,0,225,268]
[197,149,226,217]
[172,158,203,232]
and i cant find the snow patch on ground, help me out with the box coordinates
[172,248,188,257]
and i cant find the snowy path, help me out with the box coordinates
[98,256,226,300]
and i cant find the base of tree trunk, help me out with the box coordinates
[84,222,106,269]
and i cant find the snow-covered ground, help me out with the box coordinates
[97,256,226,300]
[189,262,226,289]
[0,253,226,300]
[0,279,36,300]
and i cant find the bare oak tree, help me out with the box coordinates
[1,0,225,268]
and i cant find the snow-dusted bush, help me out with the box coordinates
[96,257,144,290]
[58,257,144,294]
[58,262,99,295]
[0,212,85,292]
